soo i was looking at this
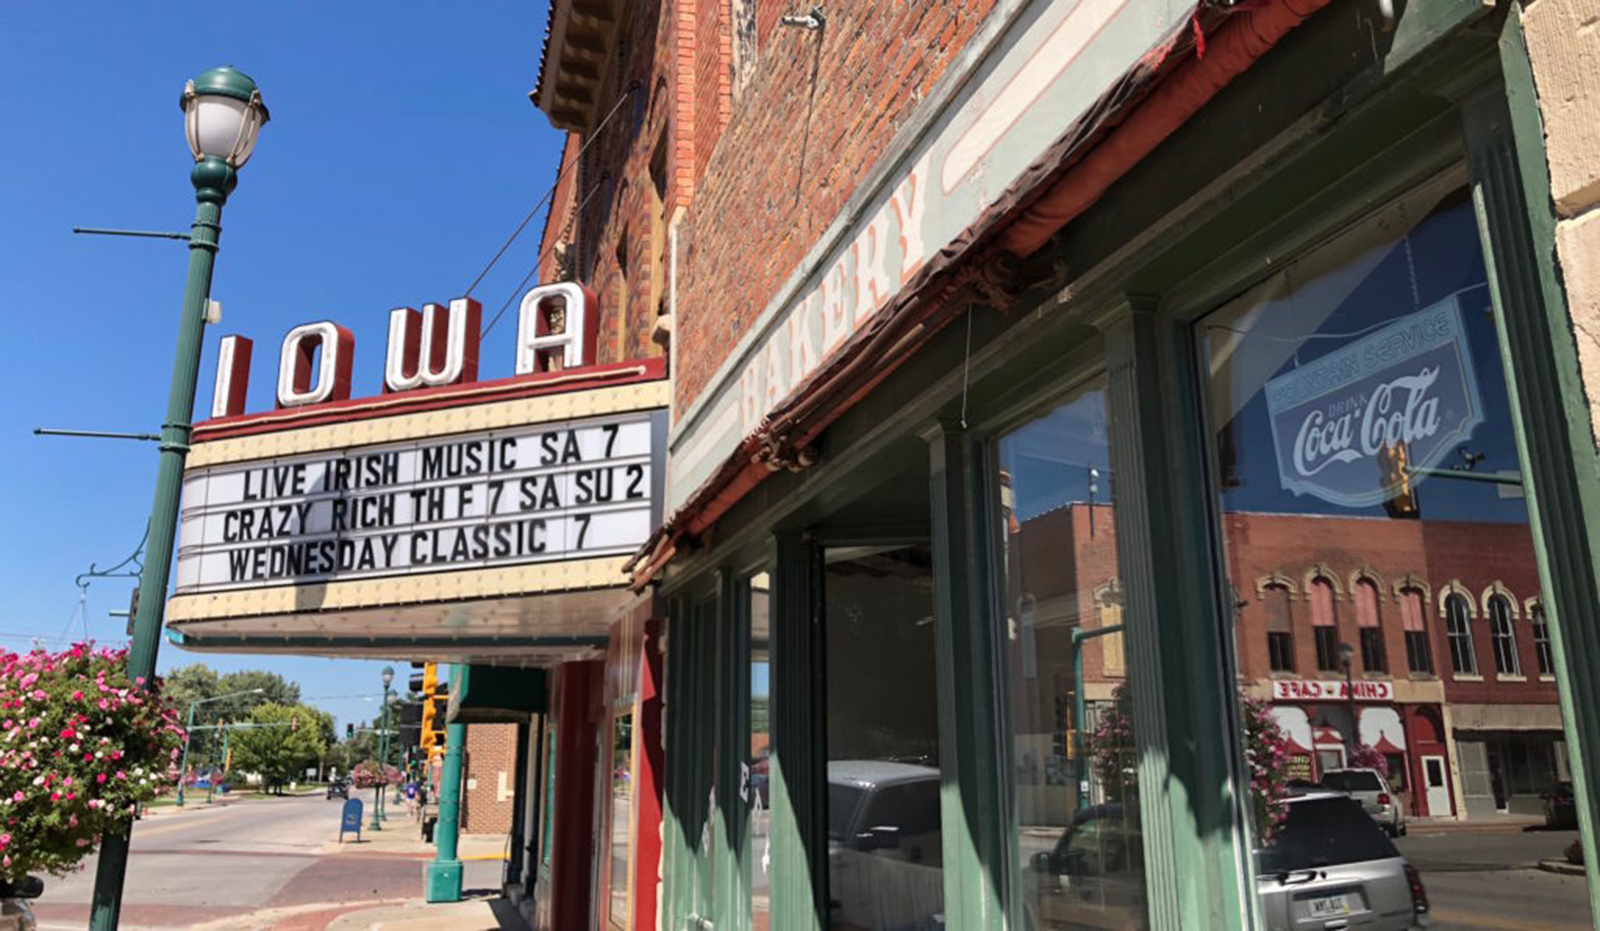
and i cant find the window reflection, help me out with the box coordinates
[609,713,633,928]
[997,381,1149,929]
[1200,186,1590,926]
[749,572,772,930]
[823,546,943,930]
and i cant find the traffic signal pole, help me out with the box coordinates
[425,665,465,902]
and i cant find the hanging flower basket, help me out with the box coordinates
[0,644,186,880]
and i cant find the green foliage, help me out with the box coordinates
[0,644,185,879]
[227,703,323,792]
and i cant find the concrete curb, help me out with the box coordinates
[1538,857,1586,876]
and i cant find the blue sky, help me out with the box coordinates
[0,3,562,730]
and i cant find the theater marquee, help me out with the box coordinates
[177,409,664,594]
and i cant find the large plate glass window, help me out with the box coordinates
[823,546,942,930]
[608,712,633,928]
[1197,179,1591,927]
[996,379,1148,929]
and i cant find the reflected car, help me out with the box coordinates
[1028,792,1427,930]
[1027,803,1147,929]
[1320,769,1406,837]
[1542,781,1576,829]
[827,761,945,930]
[1257,791,1427,930]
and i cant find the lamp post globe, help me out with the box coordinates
[382,665,396,689]
[1338,641,1357,756]
[181,66,269,203]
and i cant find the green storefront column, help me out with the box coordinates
[426,667,467,903]
[769,532,827,931]
[924,420,1008,929]
[1462,10,1600,916]
[1104,298,1247,930]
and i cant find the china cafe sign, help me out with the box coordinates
[208,281,599,417]
[1271,679,1395,703]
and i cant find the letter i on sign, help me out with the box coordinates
[212,335,253,418]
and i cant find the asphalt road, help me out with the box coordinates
[28,793,503,929]
[1396,824,1591,930]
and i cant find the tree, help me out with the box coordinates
[227,703,323,793]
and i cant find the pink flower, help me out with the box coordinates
[9,792,19,803]
[96,773,106,784]
[115,771,126,780]
[49,791,60,801]
[75,838,90,847]
[72,690,84,701]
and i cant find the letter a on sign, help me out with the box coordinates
[515,282,599,374]
[277,321,355,408]
[384,297,481,392]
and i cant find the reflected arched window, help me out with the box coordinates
[1310,577,1339,672]
[1488,595,1521,676]
[1264,584,1294,673]
[1354,579,1385,673]
[1531,603,1554,676]
[1400,587,1433,674]
[1445,594,1478,676]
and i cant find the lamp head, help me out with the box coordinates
[381,665,395,688]
[182,66,269,169]
[1338,641,1355,670]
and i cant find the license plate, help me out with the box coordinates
[1307,894,1351,918]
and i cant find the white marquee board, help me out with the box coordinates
[176,409,666,594]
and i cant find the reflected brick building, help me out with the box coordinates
[1014,503,1568,820]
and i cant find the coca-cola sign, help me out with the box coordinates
[1264,297,1484,508]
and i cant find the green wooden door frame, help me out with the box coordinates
[925,420,1009,929]
[1461,9,1600,915]
[769,532,828,931]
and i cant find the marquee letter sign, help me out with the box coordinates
[1263,297,1485,508]
[175,409,664,593]
[383,297,481,393]
[209,283,599,418]
[277,321,355,408]
[516,281,599,374]
[211,335,253,418]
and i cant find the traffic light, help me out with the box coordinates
[346,722,355,740]
[419,663,444,754]
[1380,441,1419,519]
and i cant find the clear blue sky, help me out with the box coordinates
[0,3,561,731]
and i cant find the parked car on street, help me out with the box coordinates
[0,874,42,931]
[326,778,349,800]
[1320,768,1406,837]
[1542,781,1577,829]
[1028,791,1427,930]
[827,760,944,930]
[1257,791,1428,929]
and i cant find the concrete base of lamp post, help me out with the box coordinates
[424,859,463,903]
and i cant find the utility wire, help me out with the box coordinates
[480,179,604,340]
[461,85,637,299]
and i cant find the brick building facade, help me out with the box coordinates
[461,722,520,836]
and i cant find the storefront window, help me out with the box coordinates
[1199,185,1591,925]
[996,380,1148,929]
[823,546,942,930]
[608,713,633,928]
[748,572,771,930]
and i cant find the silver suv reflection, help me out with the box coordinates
[1257,791,1428,930]
[1320,768,1407,837]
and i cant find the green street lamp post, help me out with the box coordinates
[371,666,394,831]
[89,66,268,931]
[1071,622,1126,812]
[176,687,265,806]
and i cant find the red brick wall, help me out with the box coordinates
[1223,513,1558,707]
[461,722,519,835]
[673,1,997,417]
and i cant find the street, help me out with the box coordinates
[1396,825,1591,930]
[28,793,505,929]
